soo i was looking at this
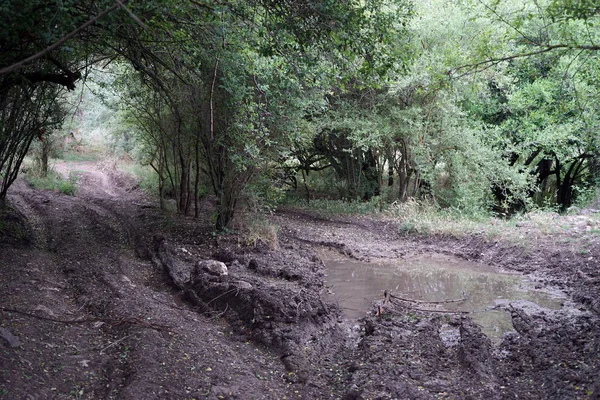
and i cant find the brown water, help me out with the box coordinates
[320,250,566,341]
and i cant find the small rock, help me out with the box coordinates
[0,327,21,348]
[197,260,228,276]
[209,385,236,400]
[439,324,460,348]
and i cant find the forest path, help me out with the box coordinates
[0,161,294,400]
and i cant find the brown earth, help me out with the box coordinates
[0,161,599,399]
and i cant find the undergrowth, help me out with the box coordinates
[239,214,280,250]
[284,195,600,244]
[60,150,102,162]
[386,199,496,237]
[283,196,382,215]
[24,168,78,196]
[118,163,159,195]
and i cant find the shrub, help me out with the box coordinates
[25,168,78,196]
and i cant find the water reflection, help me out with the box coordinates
[321,250,565,340]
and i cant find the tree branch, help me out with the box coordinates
[0,0,127,76]
[448,43,600,79]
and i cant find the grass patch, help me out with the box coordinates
[386,199,497,237]
[283,196,382,215]
[59,150,102,162]
[239,214,280,250]
[118,163,159,195]
[285,195,597,245]
[25,169,78,196]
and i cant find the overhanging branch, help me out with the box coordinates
[448,43,600,79]
[0,0,127,76]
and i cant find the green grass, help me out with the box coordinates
[283,194,600,247]
[117,163,159,195]
[385,199,496,237]
[60,151,102,162]
[283,196,382,215]
[25,169,78,195]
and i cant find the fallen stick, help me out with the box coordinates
[508,304,531,325]
[0,307,173,332]
[388,301,472,315]
[99,334,134,354]
[388,293,467,305]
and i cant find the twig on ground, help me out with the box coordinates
[0,307,173,332]
[99,334,134,354]
[206,288,238,305]
[509,304,532,325]
[211,304,229,319]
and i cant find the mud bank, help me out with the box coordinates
[1,162,599,399]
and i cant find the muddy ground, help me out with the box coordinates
[1,161,599,399]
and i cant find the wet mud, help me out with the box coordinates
[0,162,599,399]
[320,250,567,341]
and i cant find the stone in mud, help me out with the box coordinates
[208,385,237,400]
[197,260,228,276]
[155,237,193,288]
[0,327,21,348]
[281,354,310,383]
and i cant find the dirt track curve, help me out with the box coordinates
[1,161,599,399]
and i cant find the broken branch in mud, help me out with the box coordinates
[388,292,467,305]
[207,288,239,305]
[211,304,229,319]
[0,306,173,332]
[387,301,473,315]
[508,304,532,326]
[383,291,472,315]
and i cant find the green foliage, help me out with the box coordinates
[25,169,77,196]
[3,0,600,226]
[119,164,161,196]
[284,196,383,216]
[242,173,286,214]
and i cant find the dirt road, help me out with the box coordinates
[1,161,599,399]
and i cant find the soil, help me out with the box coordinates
[1,160,599,399]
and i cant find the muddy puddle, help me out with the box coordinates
[320,250,567,341]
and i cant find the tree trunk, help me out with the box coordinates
[387,157,394,187]
[40,138,50,177]
[301,168,310,205]
[557,156,587,210]
[194,140,200,218]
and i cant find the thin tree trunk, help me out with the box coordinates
[301,168,310,205]
[194,133,201,218]
[388,156,394,187]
